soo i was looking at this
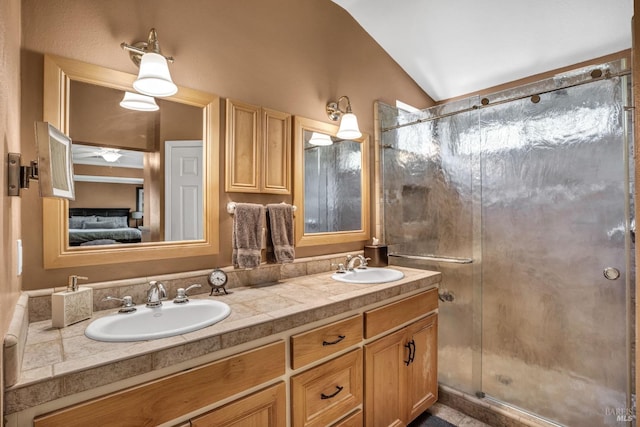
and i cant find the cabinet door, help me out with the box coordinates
[364,327,407,427]
[226,99,261,192]
[191,382,286,427]
[262,108,291,194]
[405,314,438,422]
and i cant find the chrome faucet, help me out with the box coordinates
[146,281,167,307]
[346,254,370,271]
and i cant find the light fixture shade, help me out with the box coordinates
[131,211,143,220]
[308,132,333,146]
[133,52,178,97]
[119,91,159,111]
[336,112,362,140]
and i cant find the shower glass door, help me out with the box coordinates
[479,73,631,426]
[379,59,632,427]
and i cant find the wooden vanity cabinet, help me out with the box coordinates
[191,382,286,427]
[363,290,439,427]
[31,287,438,427]
[225,99,291,194]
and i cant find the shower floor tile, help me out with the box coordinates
[410,403,492,427]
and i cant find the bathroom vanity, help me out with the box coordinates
[4,261,440,426]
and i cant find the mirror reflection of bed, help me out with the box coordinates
[68,208,142,246]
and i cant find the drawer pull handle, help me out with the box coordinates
[321,385,344,400]
[322,335,346,346]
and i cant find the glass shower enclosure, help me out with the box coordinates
[379,59,634,426]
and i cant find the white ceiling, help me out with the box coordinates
[332,0,633,101]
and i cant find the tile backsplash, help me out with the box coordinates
[26,252,359,323]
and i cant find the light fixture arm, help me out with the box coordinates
[121,28,174,67]
[326,95,354,121]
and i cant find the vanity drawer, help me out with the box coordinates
[364,288,438,338]
[191,382,286,427]
[291,348,363,427]
[333,409,363,426]
[34,341,285,427]
[291,314,362,369]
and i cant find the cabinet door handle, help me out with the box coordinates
[322,335,346,346]
[404,340,413,366]
[320,385,344,400]
[404,339,416,366]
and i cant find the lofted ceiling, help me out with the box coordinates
[332,0,633,101]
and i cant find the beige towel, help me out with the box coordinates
[232,203,264,269]
[266,203,295,263]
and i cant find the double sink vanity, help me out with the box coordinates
[4,256,441,426]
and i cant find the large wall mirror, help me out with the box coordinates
[293,116,370,247]
[42,55,220,268]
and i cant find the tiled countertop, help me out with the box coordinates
[5,266,440,415]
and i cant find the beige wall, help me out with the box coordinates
[0,0,22,417]
[19,0,434,289]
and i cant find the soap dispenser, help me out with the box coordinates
[52,275,92,328]
[364,237,388,267]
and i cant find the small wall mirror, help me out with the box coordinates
[293,116,370,247]
[42,55,220,268]
[34,121,75,200]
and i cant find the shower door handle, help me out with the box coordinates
[603,267,620,280]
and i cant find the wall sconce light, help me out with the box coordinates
[326,95,362,140]
[121,28,177,98]
[308,132,334,146]
[119,91,159,112]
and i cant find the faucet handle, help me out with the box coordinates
[102,295,137,313]
[174,284,202,304]
[331,263,347,273]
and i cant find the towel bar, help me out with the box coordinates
[227,202,297,215]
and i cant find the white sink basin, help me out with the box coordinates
[85,299,231,342]
[331,267,404,284]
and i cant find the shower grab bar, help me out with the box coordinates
[389,253,473,264]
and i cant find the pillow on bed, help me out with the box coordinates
[69,215,96,229]
[83,221,118,229]
[96,216,128,228]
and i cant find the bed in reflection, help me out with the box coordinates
[68,208,142,246]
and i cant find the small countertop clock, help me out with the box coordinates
[208,268,229,295]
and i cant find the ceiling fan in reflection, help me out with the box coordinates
[73,148,123,162]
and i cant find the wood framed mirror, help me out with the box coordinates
[293,116,370,247]
[42,54,220,268]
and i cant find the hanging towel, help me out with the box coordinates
[266,203,295,263]
[232,203,264,269]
